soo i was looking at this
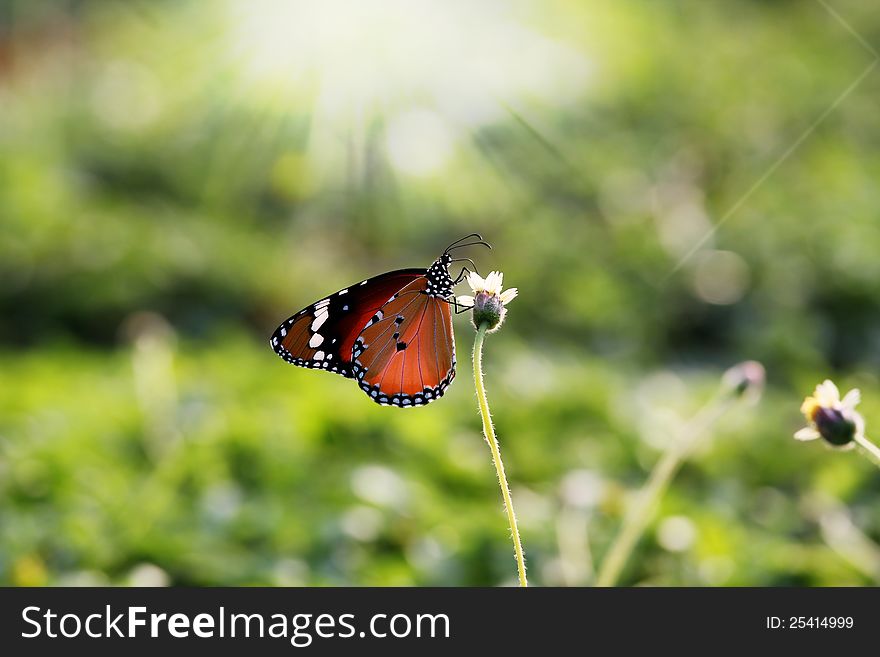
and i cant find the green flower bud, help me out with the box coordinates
[471,291,506,332]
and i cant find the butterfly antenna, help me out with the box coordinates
[445,234,492,254]
[444,233,482,251]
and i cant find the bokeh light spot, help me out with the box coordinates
[657,515,697,552]
[386,110,455,177]
[691,250,751,305]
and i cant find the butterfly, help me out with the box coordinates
[270,234,490,407]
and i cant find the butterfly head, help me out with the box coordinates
[429,233,493,298]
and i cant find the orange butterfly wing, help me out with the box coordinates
[352,278,455,407]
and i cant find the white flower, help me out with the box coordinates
[456,270,517,332]
[457,271,518,309]
[794,379,863,448]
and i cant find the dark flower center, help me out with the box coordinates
[814,407,856,446]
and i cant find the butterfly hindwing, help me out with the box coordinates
[351,277,455,407]
[270,269,425,378]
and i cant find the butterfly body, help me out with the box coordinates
[270,252,459,407]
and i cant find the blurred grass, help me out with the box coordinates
[1,0,880,585]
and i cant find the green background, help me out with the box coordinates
[2,0,880,586]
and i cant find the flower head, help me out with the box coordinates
[795,379,863,448]
[721,360,765,404]
[457,270,517,332]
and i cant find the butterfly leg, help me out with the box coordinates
[452,263,477,284]
[451,258,479,277]
[443,295,472,314]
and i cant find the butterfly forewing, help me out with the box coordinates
[270,269,425,377]
[352,278,455,407]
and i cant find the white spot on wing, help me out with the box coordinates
[308,333,324,348]
[311,308,329,331]
[313,350,325,360]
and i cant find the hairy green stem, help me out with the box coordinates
[473,322,527,587]
[596,392,736,587]
[854,433,880,469]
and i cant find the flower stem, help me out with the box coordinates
[854,434,880,469]
[473,322,527,587]
[596,391,736,587]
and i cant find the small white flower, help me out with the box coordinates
[457,270,517,332]
[795,379,863,448]
[457,271,518,309]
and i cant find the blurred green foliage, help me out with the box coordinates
[2,0,880,586]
